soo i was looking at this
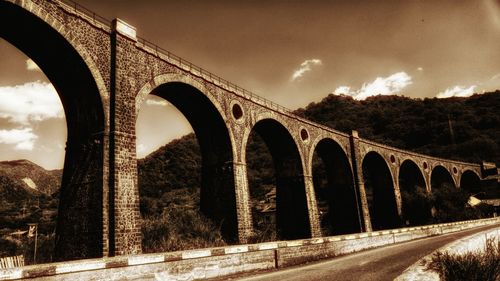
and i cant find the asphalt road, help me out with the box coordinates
[230,224,500,281]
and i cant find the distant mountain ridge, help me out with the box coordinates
[295,91,500,165]
[0,159,61,196]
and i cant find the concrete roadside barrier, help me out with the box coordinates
[1,217,499,281]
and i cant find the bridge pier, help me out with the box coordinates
[199,161,239,242]
[107,21,142,256]
[303,175,322,237]
[275,175,312,239]
[55,134,106,261]
[350,131,373,232]
[233,162,254,243]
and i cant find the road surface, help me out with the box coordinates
[228,224,500,281]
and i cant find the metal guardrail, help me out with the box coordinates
[359,138,482,167]
[0,255,24,269]
[135,37,297,115]
[55,0,294,114]
[56,0,111,26]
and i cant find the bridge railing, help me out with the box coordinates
[135,36,354,139]
[359,138,482,167]
[56,0,112,27]
[136,36,293,113]
[54,0,351,139]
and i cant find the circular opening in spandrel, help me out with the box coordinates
[232,103,243,120]
[300,128,309,141]
[390,155,396,164]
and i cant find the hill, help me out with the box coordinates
[0,161,59,263]
[295,91,500,165]
[0,160,61,195]
[138,91,500,199]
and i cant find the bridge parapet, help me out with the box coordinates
[358,138,481,168]
[54,0,111,31]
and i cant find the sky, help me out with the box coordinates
[0,0,500,169]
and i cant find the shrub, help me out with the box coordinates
[141,202,226,253]
[426,237,500,281]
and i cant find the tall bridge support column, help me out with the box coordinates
[108,20,142,256]
[233,162,254,243]
[55,134,106,261]
[350,131,372,232]
[304,175,322,237]
[275,175,312,239]
[392,181,404,222]
[199,161,240,243]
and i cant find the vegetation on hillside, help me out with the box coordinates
[296,91,500,165]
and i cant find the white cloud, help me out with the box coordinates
[417,67,424,71]
[291,59,322,81]
[485,0,500,31]
[333,86,351,95]
[136,143,148,158]
[0,128,38,151]
[436,85,477,98]
[0,81,63,124]
[332,72,413,100]
[137,143,146,153]
[146,99,170,107]
[490,73,500,81]
[26,59,41,71]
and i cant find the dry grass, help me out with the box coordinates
[141,207,226,253]
[426,237,500,281]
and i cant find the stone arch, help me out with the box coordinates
[431,165,467,222]
[244,117,311,240]
[361,148,397,180]
[241,113,306,166]
[399,159,432,226]
[0,1,109,260]
[310,137,361,235]
[460,170,482,195]
[431,165,456,190]
[307,134,350,174]
[135,75,239,241]
[361,151,400,230]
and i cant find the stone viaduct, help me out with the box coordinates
[1,0,495,261]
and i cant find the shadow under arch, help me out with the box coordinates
[399,160,431,226]
[431,165,455,190]
[362,151,400,230]
[311,138,361,235]
[138,81,238,242]
[245,118,310,240]
[0,1,106,261]
[431,165,468,222]
[460,170,481,195]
